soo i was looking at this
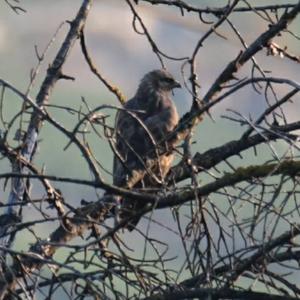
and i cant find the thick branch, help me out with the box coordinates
[160,160,300,208]
[141,1,297,15]
[170,121,300,183]
[2,159,300,295]
[171,1,300,140]
[2,0,94,228]
[181,249,300,288]
[142,286,298,300]
[0,0,94,297]
[203,2,300,103]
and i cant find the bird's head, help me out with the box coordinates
[139,69,181,93]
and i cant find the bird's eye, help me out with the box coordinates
[164,78,174,83]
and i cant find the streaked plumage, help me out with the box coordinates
[113,69,180,230]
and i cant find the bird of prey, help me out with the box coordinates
[113,69,181,230]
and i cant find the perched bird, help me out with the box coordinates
[113,69,181,230]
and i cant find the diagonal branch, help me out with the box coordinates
[80,29,126,105]
[170,120,300,183]
[2,158,300,296]
[141,0,298,16]
[171,1,300,140]
[203,1,300,103]
[0,0,94,296]
[142,286,299,300]
[0,0,94,236]
[159,160,300,208]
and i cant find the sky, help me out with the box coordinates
[0,1,300,296]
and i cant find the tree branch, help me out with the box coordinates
[142,286,299,300]
[141,1,298,16]
[170,120,300,183]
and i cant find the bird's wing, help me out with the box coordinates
[113,99,149,188]
[142,106,178,145]
[113,104,134,186]
[113,97,178,188]
[139,106,179,181]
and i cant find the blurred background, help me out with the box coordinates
[0,0,300,296]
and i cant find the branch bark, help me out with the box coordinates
[2,157,300,297]
[0,0,94,249]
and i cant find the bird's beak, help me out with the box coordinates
[173,80,181,89]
